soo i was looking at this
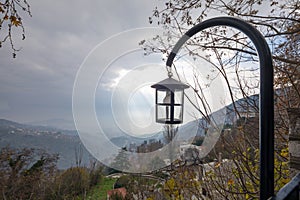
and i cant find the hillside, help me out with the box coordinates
[0,119,91,169]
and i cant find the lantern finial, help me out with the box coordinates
[167,65,173,78]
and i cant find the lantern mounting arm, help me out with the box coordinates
[166,65,173,78]
[166,16,274,200]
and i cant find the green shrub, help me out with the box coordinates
[53,167,90,199]
[89,164,103,187]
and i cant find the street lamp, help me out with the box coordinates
[158,17,274,200]
[151,74,189,124]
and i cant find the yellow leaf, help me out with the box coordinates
[245,193,250,199]
[280,149,289,158]
[227,179,234,185]
[215,162,221,168]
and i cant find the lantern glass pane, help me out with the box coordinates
[157,90,169,104]
[157,104,171,120]
[174,105,183,121]
[156,104,183,124]
[174,90,183,104]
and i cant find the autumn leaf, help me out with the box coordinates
[280,148,288,158]
[214,162,221,168]
[10,16,22,26]
[12,20,21,26]
[227,179,234,186]
[245,193,250,199]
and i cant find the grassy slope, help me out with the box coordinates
[84,177,117,200]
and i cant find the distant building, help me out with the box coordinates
[239,111,257,119]
[179,143,203,163]
[136,139,163,153]
[128,143,137,152]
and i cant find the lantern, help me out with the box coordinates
[151,77,189,124]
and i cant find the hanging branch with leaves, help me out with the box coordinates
[0,0,32,57]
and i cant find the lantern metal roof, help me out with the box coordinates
[151,77,189,90]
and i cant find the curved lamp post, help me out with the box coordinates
[161,17,274,199]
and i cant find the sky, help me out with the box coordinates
[0,0,247,138]
[0,0,162,126]
[0,1,255,167]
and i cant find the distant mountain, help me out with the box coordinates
[0,94,259,168]
[109,93,259,149]
[0,119,90,169]
[0,119,77,134]
[0,118,29,128]
[26,118,76,131]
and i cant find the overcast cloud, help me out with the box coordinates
[0,0,160,124]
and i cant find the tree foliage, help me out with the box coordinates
[145,0,299,107]
[144,0,299,152]
[137,0,300,199]
[0,147,58,200]
[51,167,90,199]
[111,147,131,172]
[0,147,106,199]
[0,0,32,57]
[201,119,290,199]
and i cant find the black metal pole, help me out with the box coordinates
[166,17,274,199]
